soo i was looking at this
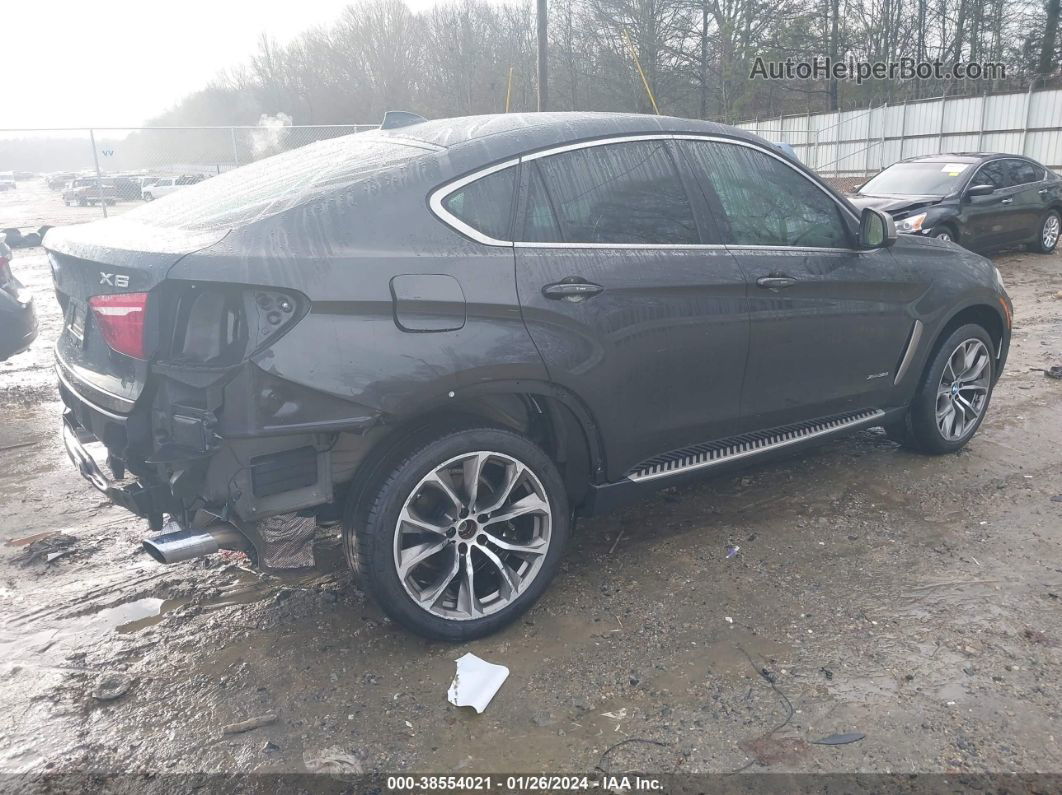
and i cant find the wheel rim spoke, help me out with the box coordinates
[398,537,449,578]
[458,551,481,617]
[482,531,548,557]
[476,544,520,599]
[462,452,488,512]
[398,507,449,537]
[416,549,461,608]
[483,493,549,526]
[478,460,526,514]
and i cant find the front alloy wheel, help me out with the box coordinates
[902,323,995,454]
[348,427,569,640]
[935,339,991,441]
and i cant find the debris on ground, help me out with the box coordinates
[811,732,866,745]
[221,713,278,735]
[12,533,77,566]
[820,667,834,680]
[92,674,133,702]
[447,653,509,713]
[726,545,740,559]
[5,530,57,547]
[1045,365,1062,380]
[302,747,363,777]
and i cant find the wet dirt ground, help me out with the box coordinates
[1,202,1061,783]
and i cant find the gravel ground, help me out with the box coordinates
[1,182,1061,787]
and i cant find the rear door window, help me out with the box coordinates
[441,166,517,241]
[1008,160,1044,185]
[678,139,850,248]
[527,140,699,245]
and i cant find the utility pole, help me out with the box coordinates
[537,0,548,111]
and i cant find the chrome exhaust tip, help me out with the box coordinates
[143,526,246,564]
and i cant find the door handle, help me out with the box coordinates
[1000,198,1013,205]
[756,275,798,289]
[1039,188,1050,195]
[542,279,604,302]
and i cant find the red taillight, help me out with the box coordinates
[89,292,148,359]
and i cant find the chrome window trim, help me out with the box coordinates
[428,132,865,251]
[428,157,520,247]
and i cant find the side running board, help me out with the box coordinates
[626,409,885,483]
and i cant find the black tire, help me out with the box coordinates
[345,426,570,641]
[1031,210,1060,254]
[901,323,995,454]
[930,225,956,243]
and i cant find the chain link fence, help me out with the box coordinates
[0,124,377,232]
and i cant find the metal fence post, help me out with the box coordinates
[898,101,908,161]
[879,102,888,171]
[1020,82,1035,155]
[938,92,947,152]
[89,128,107,219]
[230,127,240,167]
[976,93,988,151]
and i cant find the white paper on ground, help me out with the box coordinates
[447,653,509,713]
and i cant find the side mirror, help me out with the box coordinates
[859,207,896,249]
[966,183,995,199]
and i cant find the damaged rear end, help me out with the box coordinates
[50,224,350,568]
[48,221,317,566]
[46,133,431,569]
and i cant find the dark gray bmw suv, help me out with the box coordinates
[45,113,1012,639]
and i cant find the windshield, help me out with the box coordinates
[123,134,429,230]
[858,161,973,196]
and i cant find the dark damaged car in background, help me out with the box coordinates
[1,233,38,361]
[849,152,1062,252]
[45,112,1012,640]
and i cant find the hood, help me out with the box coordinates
[847,193,943,217]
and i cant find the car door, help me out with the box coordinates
[1005,159,1049,241]
[675,137,926,431]
[511,137,750,480]
[963,160,1021,249]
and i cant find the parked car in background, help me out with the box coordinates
[48,172,77,190]
[0,233,38,361]
[112,176,143,201]
[849,153,1062,253]
[46,113,1011,640]
[0,172,16,191]
[141,174,204,201]
[62,178,118,207]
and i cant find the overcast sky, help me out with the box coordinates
[2,0,443,129]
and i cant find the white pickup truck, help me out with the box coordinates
[142,174,205,201]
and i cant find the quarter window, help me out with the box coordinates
[678,140,849,248]
[528,140,699,245]
[442,165,517,241]
[1008,160,1044,185]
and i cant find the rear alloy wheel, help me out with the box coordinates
[1033,210,1060,254]
[348,428,569,640]
[902,323,995,454]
